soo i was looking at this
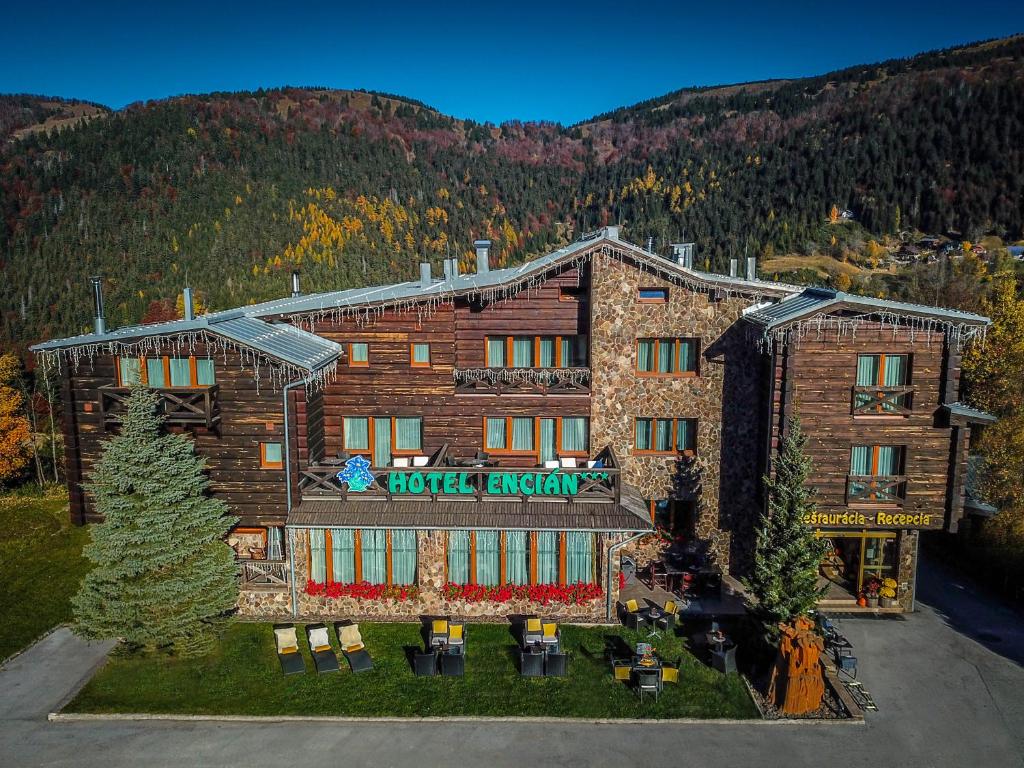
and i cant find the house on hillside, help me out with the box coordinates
[32,227,991,620]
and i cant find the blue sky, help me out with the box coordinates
[3,1,1023,124]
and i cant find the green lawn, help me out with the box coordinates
[0,486,90,660]
[68,621,758,719]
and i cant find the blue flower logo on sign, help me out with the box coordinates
[336,455,375,492]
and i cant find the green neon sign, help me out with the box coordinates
[386,470,608,496]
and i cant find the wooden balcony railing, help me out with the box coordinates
[240,559,289,589]
[99,385,221,429]
[300,445,621,505]
[851,386,915,416]
[454,368,591,395]
[846,475,908,505]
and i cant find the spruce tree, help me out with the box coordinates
[745,416,827,635]
[73,383,238,655]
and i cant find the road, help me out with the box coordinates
[1,552,1021,768]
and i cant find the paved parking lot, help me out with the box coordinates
[1,552,1021,768]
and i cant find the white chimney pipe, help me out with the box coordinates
[291,270,301,297]
[419,262,432,287]
[729,259,738,278]
[746,257,757,281]
[183,287,195,321]
[90,276,105,335]
[474,240,491,274]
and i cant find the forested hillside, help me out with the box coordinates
[3,35,1024,352]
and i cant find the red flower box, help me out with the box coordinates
[440,582,603,605]
[304,580,420,601]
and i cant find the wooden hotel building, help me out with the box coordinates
[32,228,992,620]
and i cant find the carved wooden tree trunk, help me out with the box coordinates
[767,616,825,715]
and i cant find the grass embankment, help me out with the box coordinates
[69,621,758,719]
[0,486,89,660]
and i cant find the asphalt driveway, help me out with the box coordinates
[1,552,1021,768]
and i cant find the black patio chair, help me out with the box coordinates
[414,650,438,676]
[519,648,544,677]
[635,668,661,702]
[440,652,465,677]
[545,652,569,677]
[711,644,737,675]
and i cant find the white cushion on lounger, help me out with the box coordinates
[543,460,560,469]
[559,457,578,468]
[274,626,298,653]
[412,455,430,467]
[339,623,363,650]
[393,457,410,467]
[586,460,598,468]
[308,626,329,650]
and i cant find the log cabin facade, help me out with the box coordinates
[32,228,992,620]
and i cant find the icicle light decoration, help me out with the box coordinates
[36,328,339,394]
[454,368,591,387]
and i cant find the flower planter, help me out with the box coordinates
[879,596,897,608]
[866,596,879,608]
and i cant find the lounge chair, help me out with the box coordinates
[305,623,340,674]
[519,647,544,677]
[559,457,578,468]
[543,460,560,469]
[447,623,465,653]
[412,455,430,467]
[336,622,374,673]
[393,457,410,467]
[414,650,438,676]
[545,652,569,677]
[274,625,306,676]
[440,652,465,676]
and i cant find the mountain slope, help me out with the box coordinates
[2,37,1024,351]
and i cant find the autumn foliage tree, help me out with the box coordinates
[0,353,31,486]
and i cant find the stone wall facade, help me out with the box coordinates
[236,529,625,623]
[588,252,767,572]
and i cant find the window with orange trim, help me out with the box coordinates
[638,287,668,303]
[410,343,431,367]
[116,355,215,387]
[634,417,697,455]
[348,343,369,367]
[259,442,284,469]
[483,416,589,457]
[636,338,699,376]
[484,335,588,368]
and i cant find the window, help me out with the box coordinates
[855,354,912,413]
[445,530,594,587]
[349,343,369,367]
[565,532,594,583]
[116,355,216,387]
[636,338,699,376]
[559,286,586,302]
[484,336,588,368]
[475,530,501,586]
[638,287,669,303]
[447,530,471,585]
[505,530,529,585]
[484,416,590,456]
[410,343,431,367]
[634,418,697,455]
[848,445,907,504]
[260,442,283,469]
[267,527,284,561]
[343,416,423,464]
[309,528,418,586]
[535,531,560,585]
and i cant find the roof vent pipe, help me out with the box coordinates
[419,262,432,288]
[89,276,106,335]
[671,243,694,269]
[182,287,195,321]
[746,257,757,281]
[442,259,453,281]
[605,225,620,240]
[291,270,302,298]
[729,259,738,278]
[474,239,491,274]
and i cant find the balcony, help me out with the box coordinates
[240,559,289,590]
[851,386,915,416]
[846,475,908,505]
[454,368,591,395]
[300,445,621,505]
[99,385,221,429]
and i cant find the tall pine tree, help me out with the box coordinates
[73,383,238,655]
[745,416,827,635]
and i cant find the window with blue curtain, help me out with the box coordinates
[565,532,593,583]
[883,356,908,386]
[635,418,653,450]
[485,418,507,450]
[411,343,430,365]
[350,343,368,364]
[511,417,534,452]
[475,530,500,586]
[654,419,673,451]
[877,446,903,475]
[563,336,587,367]
[678,340,696,373]
[330,528,355,583]
[539,419,557,463]
[391,529,417,585]
[850,445,871,475]
[448,530,470,584]
[856,355,881,387]
[195,358,215,385]
[657,340,674,373]
[373,417,391,466]
[637,340,655,372]
[309,529,326,583]
[536,531,559,585]
[487,338,506,367]
[361,529,387,584]
[676,419,696,452]
[118,358,141,385]
[344,417,369,451]
[394,417,422,451]
[169,357,191,387]
[538,337,555,367]
[505,531,528,584]
[561,417,588,453]
[146,358,166,387]
[512,337,533,367]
